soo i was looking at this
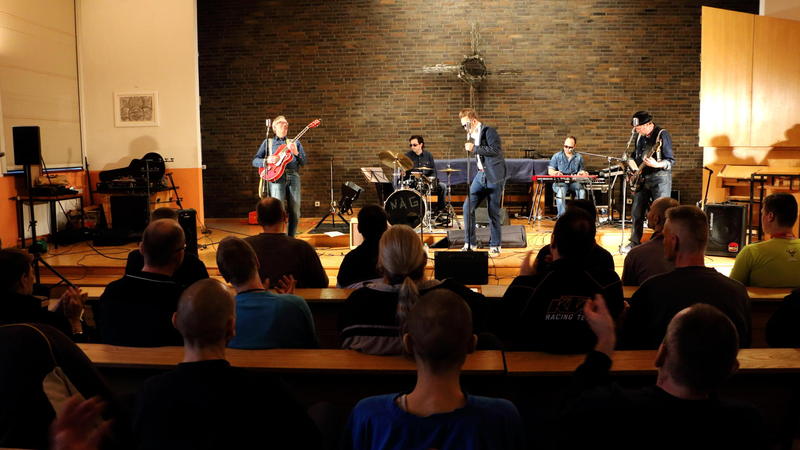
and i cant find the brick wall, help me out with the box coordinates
[198,0,758,218]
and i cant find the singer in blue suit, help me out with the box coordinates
[459,109,507,255]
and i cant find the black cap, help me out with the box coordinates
[631,111,652,127]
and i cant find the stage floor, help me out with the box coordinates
[37,216,738,286]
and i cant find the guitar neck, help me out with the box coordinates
[291,126,311,143]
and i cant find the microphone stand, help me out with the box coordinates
[464,135,473,251]
[618,130,637,253]
[699,166,714,209]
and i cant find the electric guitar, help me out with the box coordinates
[628,131,663,193]
[259,119,321,182]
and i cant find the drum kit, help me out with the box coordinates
[377,150,460,230]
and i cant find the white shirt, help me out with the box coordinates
[469,122,484,171]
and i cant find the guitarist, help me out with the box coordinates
[623,111,675,253]
[251,115,306,237]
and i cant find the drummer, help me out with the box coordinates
[406,135,444,212]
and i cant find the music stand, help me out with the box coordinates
[361,167,392,204]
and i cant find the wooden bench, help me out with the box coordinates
[77,344,504,374]
[76,285,794,349]
[505,348,800,376]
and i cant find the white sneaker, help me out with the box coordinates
[489,246,501,255]
[461,244,471,251]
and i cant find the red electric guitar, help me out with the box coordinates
[259,119,321,182]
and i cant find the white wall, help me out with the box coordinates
[0,0,82,170]
[761,0,800,20]
[77,0,201,171]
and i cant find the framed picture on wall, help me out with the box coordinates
[114,91,159,127]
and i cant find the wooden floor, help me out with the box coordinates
[37,215,738,287]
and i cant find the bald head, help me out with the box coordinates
[141,219,185,268]
[662,304,739,393]
[647,197,679,231]
[256,197,287,228]
[174,279,235,348]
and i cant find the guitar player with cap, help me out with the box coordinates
[252,115,306,237]
[623,110,674,254]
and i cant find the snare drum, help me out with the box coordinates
[384,189,426,228]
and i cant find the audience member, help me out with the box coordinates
[216,236,317,349]
[99,219,185,347]
[558,297,765,450]
[764,288,800,347]
[133,279,321,449]
[337,205,389,288]
[339,224,489,355]
[125,207,209,289]
[344,289,525,450]
[245,197,328,288]
[501,208,624,353]
[622,206,751,348]
[730,193,800,288]
[622,196,679,285]
[0,248,86,338]
[0,323,123,449]
[534,199,614,273]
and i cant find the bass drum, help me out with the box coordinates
[384,189,426,228]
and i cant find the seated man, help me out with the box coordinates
[337,204,389,288]
[622,196,679,285]
[216,236,317,349]
[125,207,209,289]
[133,279,320,449]
[548,135,588,218]
[501,208,624,353]
[344,289,524,450]
[0,323,123,449]
[0,248,86,339]
[245,197,328,288]
[559,297,765,450]
[730,193,800,288]
[99,219,185,347]
[764,288,800,347]
[534,199,614,273]
[622,206,751,349]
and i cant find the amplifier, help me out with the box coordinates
[434,251,488,285]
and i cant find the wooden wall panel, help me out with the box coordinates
[700,7,754,147]
[751,15,800,147]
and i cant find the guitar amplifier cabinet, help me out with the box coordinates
[704,203,747,256]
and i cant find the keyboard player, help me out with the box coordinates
[548,136,588,218]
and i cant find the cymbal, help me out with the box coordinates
[416,166,433,171]
[439,168,462,173]
[378,151,413,171]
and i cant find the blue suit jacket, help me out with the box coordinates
[474,125,507,184]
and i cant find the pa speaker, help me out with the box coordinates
[178,209,198,255]
[704,203,747,256]
[475,207,509,226]
[434,251,488,285]
[12,126,42,165]
[110,195,149,233]
[446,225,527,248]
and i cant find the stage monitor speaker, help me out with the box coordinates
[12,126,42,165]
[704,203,747,256]
[475,207,509,226]
[178,209,198,255]
[434,251,488,285]
[110,195,149,233]
[446,225,527,248]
